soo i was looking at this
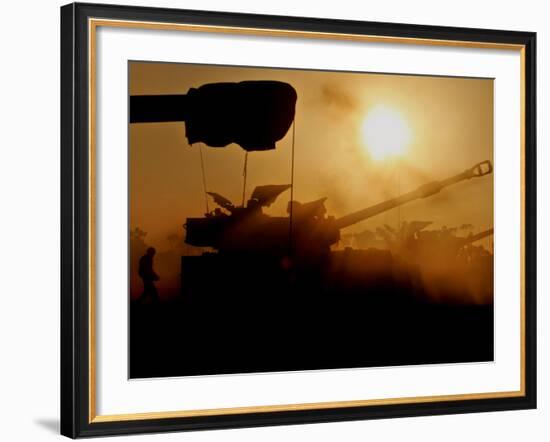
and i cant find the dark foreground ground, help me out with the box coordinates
[130,254,493,378]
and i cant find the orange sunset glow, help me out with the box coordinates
[129,61,493,300]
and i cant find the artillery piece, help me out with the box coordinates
[184,160,493,264]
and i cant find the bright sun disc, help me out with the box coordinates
[361,105,411,160]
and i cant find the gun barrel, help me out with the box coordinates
[460,228,494,246]
[335,160,493,229]
[129,81,297,151]
[130,95,188,123]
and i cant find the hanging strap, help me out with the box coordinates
[198,143,209,213]
[288,119,296,255]
[241,151,249,207]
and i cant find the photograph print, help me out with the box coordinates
[128,61,494,379]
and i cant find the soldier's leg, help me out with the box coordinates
[138,279,148,302]
[150,282,159,303]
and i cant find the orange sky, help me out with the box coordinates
[129,61,493,250]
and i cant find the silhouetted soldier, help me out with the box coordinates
[138,247,159,303]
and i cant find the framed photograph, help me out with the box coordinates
[60,2,536,438]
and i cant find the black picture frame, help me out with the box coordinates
[61,2,536,438]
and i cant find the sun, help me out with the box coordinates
[361,105,411,160]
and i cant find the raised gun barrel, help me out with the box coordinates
[335,160,493,230]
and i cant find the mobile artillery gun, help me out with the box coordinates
[184,160,493,263]
[179,160,493,301]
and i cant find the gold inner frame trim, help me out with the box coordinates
[88,17,527,423]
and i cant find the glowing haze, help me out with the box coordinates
[361,105,411,160]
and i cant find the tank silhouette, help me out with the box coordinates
[180,159,494,303]
[184,160,493,263]
[345,223,494,254]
